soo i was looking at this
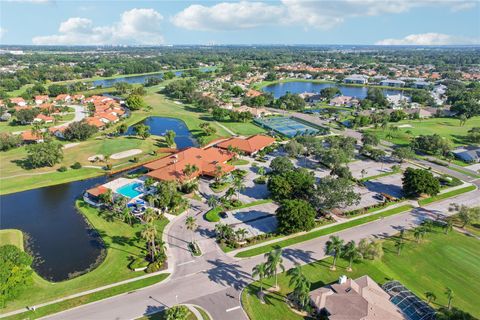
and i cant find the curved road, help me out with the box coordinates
[42,181,480,320]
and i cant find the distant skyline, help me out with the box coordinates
[1,0,479,46]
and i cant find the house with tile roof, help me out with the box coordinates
[20,130,44,143]
[215,134,276,155]
[309,275,405,320]
[145,147,235,182]
[33,113,54,123]
[35,95,49,105]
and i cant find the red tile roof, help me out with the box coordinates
[215,135,275,154]
[86,185,109,197]
[34,114,54,122]
[146,147,234,182]
[86,117,106,128]
[21,131,43,142]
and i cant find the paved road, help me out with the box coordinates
[43,184,479,320]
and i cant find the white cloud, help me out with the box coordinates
[172,1,285,31]
[32,8,164,45]
[172,0,478,31]
[375,32,480,45]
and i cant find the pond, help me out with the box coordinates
[0,176,107,281]
[126,116,197,149]
[262,81,402,99]
[92,67,214,88]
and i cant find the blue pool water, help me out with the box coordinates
[116,182,143,199]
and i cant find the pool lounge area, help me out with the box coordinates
[84,177,148,207]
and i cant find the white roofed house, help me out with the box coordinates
[344,74,369,85]
[380,79,406,87]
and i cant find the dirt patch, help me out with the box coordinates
[110,149,142,160]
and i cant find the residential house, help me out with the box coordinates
[86,117,106,129]
[234,105,274,118]
[55,94,72,103]
[309,275,404,320]
[380,79,406,87]
[329,95,358,107]
[72,94,85,103]
[145,147,235,182]
[20,130,44,143]
[97,112,119,124]
[245,89,263,98]
[33,113,54,123]
[215,134,275,155]
[10,97,26,107]
[413,80,430,89]
[344,74,369,85]
[35,95,49,105]
[49,126,67,139]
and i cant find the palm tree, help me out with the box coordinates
[207,196,218,209]
[257,166,266,176]
[233,176,245,200]
[213,165,224,183]
[287,265,311,309]
[394,238,404,256]
[425,291,437,304]
[122,207,133,226]
[264,248,285,290]
[143,208,157,224]
[444,217,454,234]
[185,216,197,243]
[445,287,454,310]
[141,223,158,261]
[342,240,362,271]
[325,235,344,270]
[235,228,248,242]
[413,227,424,243]
[183,164,199,181]
[252,262,267,299]
[423,219,434,233]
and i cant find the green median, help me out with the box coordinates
[418,185,476,206]
[5,274,169,320]
[235,204,414,258]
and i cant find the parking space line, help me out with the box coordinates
[226,306,241,312]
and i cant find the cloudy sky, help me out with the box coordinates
[1,0,479,46]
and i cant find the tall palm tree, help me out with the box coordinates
[143,208,157,224]
[425,291,437,304]
[342,240,362,271]
[413,227,424,243]
[264,248,285,290]
[183,164,199,181]
[185,216,197,243]
[235,228,248,242]
[287,265,304,288]
[444,217,454,234]
[252,262,267,299]
[287,265,311,309]
[141,223,158,261]
[445,287,454,310]
[394,238,404,256]
[207,196,218,209]
[326,235,344,270]
[122,207,133,226]
[233,176,245,200]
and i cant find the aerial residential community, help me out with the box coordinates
[0,1,479,320]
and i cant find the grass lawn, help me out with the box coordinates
[0,135,167,195]
[209,181,230,193]
[235,205,414,258]
[227,159,250,166]
[418,185,476,206]
[367,117,480,147]
[215,119,266,136]
[0,229,24,249]
[242,227,480,319]
[136,307,196,320]
[1,200,169,313]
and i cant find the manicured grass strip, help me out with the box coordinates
[235,205,414,258]
[228,159,250,166]
[447,166,480,179]
[205,199,273,223]
[359,169,400,182]
[0,229,24,249]
[418,185,476,206]
[5,274,169,320]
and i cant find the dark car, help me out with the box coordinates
[219,212,228,219]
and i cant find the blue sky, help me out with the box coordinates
[1,0,479,45]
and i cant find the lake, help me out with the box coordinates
[92,67,214,88]
[262,81,402,99]
[0,176,107,281]
[126,116,197,149]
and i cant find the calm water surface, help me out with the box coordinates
[262,81,402,99]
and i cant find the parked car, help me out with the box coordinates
[219,212,228,219]
[373,193,385,201]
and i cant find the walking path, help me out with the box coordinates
[215,121,237,136]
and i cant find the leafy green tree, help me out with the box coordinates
[15,108,39,124]
[47,84,68,97]
[166,305,190,320]
[126,94,147,111]
[114,82,133,94]
[402,168,440,197]
[361,132,380,146]
[276,199,316,235]
[134,124,150,139]
[326,236,344,270]
[467,127,480,143]
[270,156,294,174]
[411,134,452,156]
[267,168,315,201]
[449,203,480,228]
[26,140,63,168]
[0,133,21,151]
[63,120,98,141]
[0,245,33,308]
[313,176,360,210]
[392,146,415,162]
[330,165,353,180]
[274,92,306,111]
[320,87,341,100]
[284,140,304,158]
[358,238,384,260]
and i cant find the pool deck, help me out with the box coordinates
[102,177,145,200]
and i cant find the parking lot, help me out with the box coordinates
[364,173,405,198]
[221,202,279,237]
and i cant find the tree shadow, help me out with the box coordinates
[11,158,34,170]
[205,258,251,290]
[282,248,315,265]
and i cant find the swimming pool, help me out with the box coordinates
[116,182,144,199]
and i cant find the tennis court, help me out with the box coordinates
[254,117,321,137]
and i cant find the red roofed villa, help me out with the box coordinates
[215,134,275,155]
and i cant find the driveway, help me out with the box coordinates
[222,202,279,237]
